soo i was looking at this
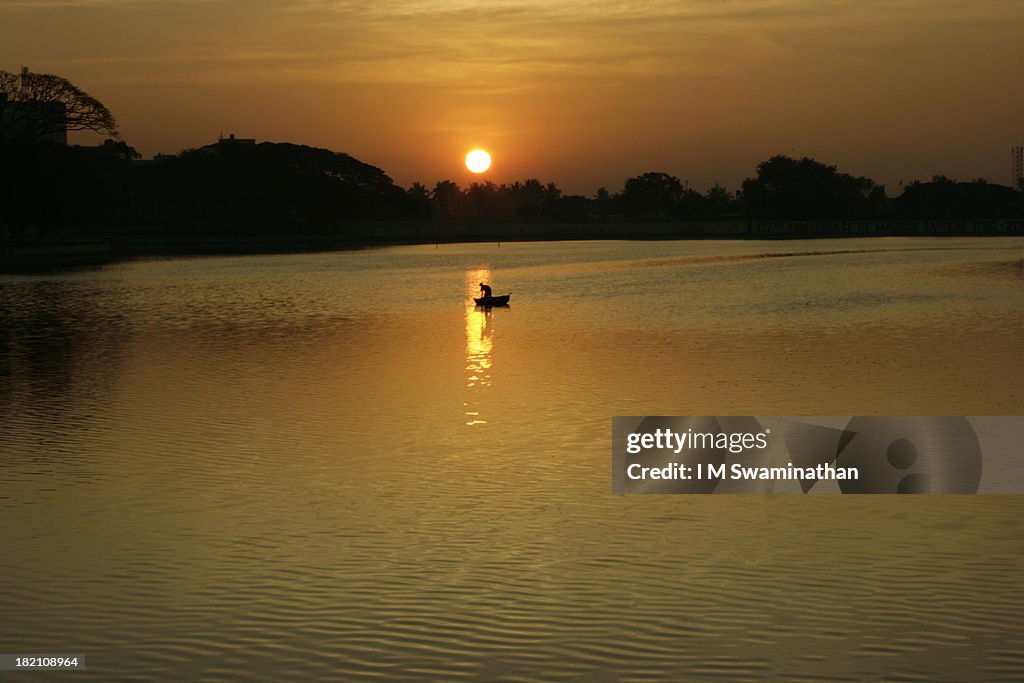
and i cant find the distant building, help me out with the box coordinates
[0,68,68,144]
[218,133,256,147]
[0,94,68,145]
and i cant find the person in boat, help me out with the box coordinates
[479,283,492,299]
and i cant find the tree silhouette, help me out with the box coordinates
[126,141,408,233]
[431,180,462,218]
[99,138,140,162]
[517,179,545,219]
[741,155,884,219]
[466,181,499,218]
[593,187,615,219]
[622,172,683,219]
[0,68,118,144]
[892,176,1023,219]
[406,182,433,220]
[705,184,736,216]
[542,182,562,216]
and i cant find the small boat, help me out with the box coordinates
[474,294,511,307]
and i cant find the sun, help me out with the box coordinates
[465,149,492,174]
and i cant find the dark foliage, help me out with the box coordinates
[740,155,887,220]
[124,142,412,233]
[0,141,132,234]
[0,69,118,143]
[6,69,1018,244]
[890,176,1024,219]
[3,135,1022,246]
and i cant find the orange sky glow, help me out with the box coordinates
[2,0,1022,194]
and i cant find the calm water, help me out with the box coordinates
[2,237,1023,682]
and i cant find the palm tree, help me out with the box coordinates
[431,180,461,217]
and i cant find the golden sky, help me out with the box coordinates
[2,0,1022,193]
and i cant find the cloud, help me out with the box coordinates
[3,0,1023,91]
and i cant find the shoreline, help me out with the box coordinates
[3,218,1023,271]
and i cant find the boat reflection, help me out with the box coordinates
[474,300,510,309]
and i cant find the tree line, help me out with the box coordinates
[2,68,1022,244]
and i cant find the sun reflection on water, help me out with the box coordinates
[465,268,494,425]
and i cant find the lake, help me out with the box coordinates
[2,237,1023,681]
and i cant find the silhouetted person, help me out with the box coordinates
[479,283,492,298]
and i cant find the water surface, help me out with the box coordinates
[2,238,1023,681]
